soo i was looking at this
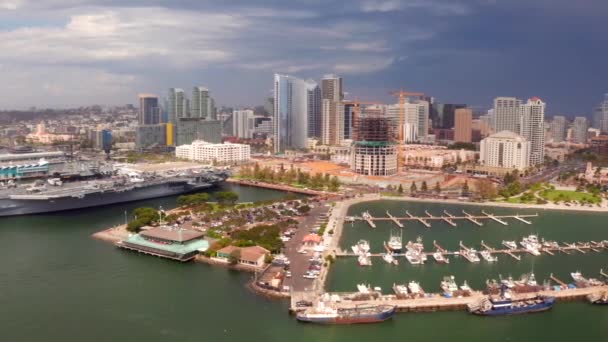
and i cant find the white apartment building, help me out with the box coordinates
[519,97,545,166]
[175,140,250,165]
[480,131,530,170]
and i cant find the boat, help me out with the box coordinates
[480,250,498,262]
[520,235,541,255]
[502,240,517,250]
[382,252,395,265]
[0,166,228,216]
[358,253,372,266]
[405,250,425,265]
[587,292,608,305]
[408,281,425,297]
[541,239,559,249]
[468,292,555,316]
[462,248,480,263]
[357,284,371,293]
[296,302,396,324]
[571,271,585,283]
[460,281,471,292]
[357,240,370,253]
[432,251,449,264]
[387,230,403,252]
[441,275,459,295]
[392,283,409,297]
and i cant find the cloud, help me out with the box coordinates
[0,0,22,10]
[359,0,471,15]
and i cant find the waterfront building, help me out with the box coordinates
[191,86,216,120]
[550,116,567,143]
[176,118,221,146]
[403,145,475,169]
[571,116,589,144]
[454,108,473,143]
[138,94,160,125]
[273,74,309,153]
[480,131,530,170]
[0,159,50,179]
[306,80,322,139]
[592,94,608,133]
[136,124,173,150]
[321,74,344,145]
[519,97,546,165]
[175,140,250,165]
[118,226,209,262]
[493,97,522,134]
[214,245,270,268]
[232,110,255,139]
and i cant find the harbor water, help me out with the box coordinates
[1,193,607,341]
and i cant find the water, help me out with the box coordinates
[1,193,607,341]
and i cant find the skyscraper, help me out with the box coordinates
[168,88,187,124]
[519,97,546,166]
[305,80,322,138]
[273,74,309,153]
[232,109,255,139]
[191,86,210,119]
[435,103,466,129]
[494,97,522,134]
[454,108,473,143]
[343,103,355,140]
[321,74,344,146]
[593,94,608,133]
[550,116,567,142]
[572,116,589,144]
[387,99,429,143]
[138,94,160,125]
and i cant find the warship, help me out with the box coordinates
[0,166,228,216]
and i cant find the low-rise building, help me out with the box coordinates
[215,245,270,268]
[175,140,251,165]
[480,131,530,170]
[579,162,608,185]
[118,226,209,262]
[402,145,475,169]
[590,135,608,155]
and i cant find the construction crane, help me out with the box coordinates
[390,89,425,171]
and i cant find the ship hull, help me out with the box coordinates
[296,307,395,324]
[472,299,555,316]
[0,181,218,217]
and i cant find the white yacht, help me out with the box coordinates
[502,240,517,250]
[432,251,450,264]
[460,281,471,292]
[358,253,372,266]
[480,250,498,262]
[441,275,459,294]
[387,231,403,252]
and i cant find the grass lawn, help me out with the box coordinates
[539,189,601,203]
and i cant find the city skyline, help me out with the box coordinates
[0,1,606,114]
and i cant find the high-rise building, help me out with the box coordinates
[191,87,212,119]
[519,97,546,165]
[494,97,522,134]
[232,109,255,139]
[550,116,567,143]
[454,108,473,143]
[593,94,608,133]
[273,74,309,153]
[480,131,530,170]
[572,116,589,144]
[168,88,187,124]
[343,103,355,140]
[435,103,466,129]
[176,118,222,146]
[321,74,344,145]
[305,80,322,138]
[478,114,494,137]
[138,94,160,125]
[387,100,429,142]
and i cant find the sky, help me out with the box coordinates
[0,0,606,115]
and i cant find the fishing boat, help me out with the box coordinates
[502,240,517,250]
[405,250,425,265]
[587,292,608,305]
[441,275,459,295]
[432,250,449,264]
[468,286,555,316]
[408,281,425,298]
[460,281,472,292]
[571,271,585,283]
[296,302,396,324]
[387,230,403,252]
[480,250,498,262]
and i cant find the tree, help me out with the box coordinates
[434,182,441,194]
[421,181,428,192]
[215,191,239,206]
[329,176,340,192]
[410,182,418,194]
[297,205,311,214]
[397,184,404,193]
[461,181,470,197]
[228,249,241,265]
[477,180,498,200]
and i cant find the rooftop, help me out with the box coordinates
[140,226,204,243]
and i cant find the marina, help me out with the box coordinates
[346,210,539,228]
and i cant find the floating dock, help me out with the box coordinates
[385,211,404,228]
[481,210,508,225]
[406,210,431,228]
[462,210,483,226]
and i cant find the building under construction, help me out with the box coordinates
[350,106,398,176]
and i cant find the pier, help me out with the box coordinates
[481,210,508,225]
[406,210,431,228]
[433,240,447,253]
[601,269,608,278]
[385,211,404,228]
[480,240,495,252]
[550,273,567,287]
[348,210,539,228]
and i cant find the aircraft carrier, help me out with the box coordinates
[0,167,228,217]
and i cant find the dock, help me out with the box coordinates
[550,273,567,287]
[481,210,508,225]
[601,269,608,278]
[442,210,457,227]
[385,210,404,228]
[513,214,533,225]
[462,210,483,226]
[406,210,431,228]
[433,240,447,253]
[504,250,522,260]
[543,248,555,256]
[480,240,495,252]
